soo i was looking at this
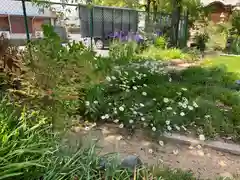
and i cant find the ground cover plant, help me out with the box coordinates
[138,46,197,62]
[82,49,240,140]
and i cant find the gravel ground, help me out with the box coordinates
[70,124,240,180]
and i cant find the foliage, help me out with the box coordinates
[82,59,240,139]
[154,36,166,49]
[227,35,240,55]
[109,40,138,62]
[193,31,209,52]
[139,46,195,61]
[205,22,230,51]
[0,98,54,179]
[0,34,23,92]
[232,10,240,35]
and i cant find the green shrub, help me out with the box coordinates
[154,36,166,49]
[205,22,230,51]
[109,41,138,62]
[82,61,240,140]
[232,10,240,35]
[140,47,192,61]
[0,98,55,179]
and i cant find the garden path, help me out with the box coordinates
[70,123,240,179]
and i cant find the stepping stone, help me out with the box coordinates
[121,155,143,171]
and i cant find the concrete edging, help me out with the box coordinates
[163,133,240,156]
[220,53,240,57]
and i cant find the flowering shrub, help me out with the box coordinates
[81,59,240,139]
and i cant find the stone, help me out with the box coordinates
[121,155,143,171]
[218,160,227,167]
[197,150,204,157]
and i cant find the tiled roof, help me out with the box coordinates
[0,0,56,17]
[201,0,240,6]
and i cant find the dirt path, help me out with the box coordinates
[70,124,240,179]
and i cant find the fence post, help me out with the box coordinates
[21,0,30,42]
[90,7,93,50]
[184,10,189,48]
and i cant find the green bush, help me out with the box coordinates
[109,41,138,62]
[139,47,194,61]
[154,36,166,49]
[232,10,240,35]
[82,60,240,140]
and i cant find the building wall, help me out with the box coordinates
[208,2,231,23]
[32,18,44,32]
[10,16,33,33]
[0,17,9,31]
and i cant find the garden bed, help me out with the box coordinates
[82,59,240,142]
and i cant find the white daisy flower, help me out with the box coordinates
[205,115,211,118]
[165,120,170,125]
[166,107,173,110]
[176,92,182,96]
[101,115,105,120]
[142,92,147,96]
[129,119,134,124]
[133,86,137,90]
[119,123,124,128]
[140,103,145,107]
[182,103,187,108]
[141,117,145,121]
[188,106,194,110]
[152,127,157,132]
[105,114,109,119]
[85,101,90,106]
[113,119,119,123]
[163,98,169,103]
[143,84,147,87]
[159,140,164,146]
[119,106,125,112]
[93,101,98,104]
[193,101,199,108]
[111,76,116,80]
[167,125,172,131]
[106,76,111,81]
[153,98,157,101]
[181,88,188,91]
[180,112,185,116]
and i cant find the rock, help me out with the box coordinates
[219,172,233,179]
[99,157,108,170]
[218,160,227,167]
[121,155,143,171]
[197,150,204,156]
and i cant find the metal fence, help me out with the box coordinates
[5,0,188,48]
